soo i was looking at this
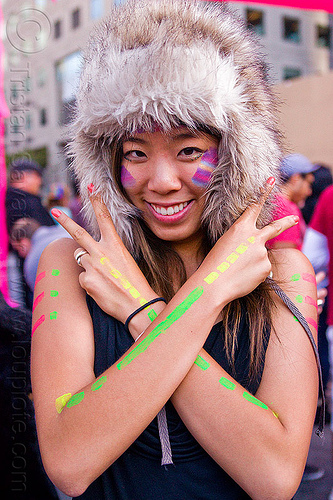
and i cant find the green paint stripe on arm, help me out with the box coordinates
[91,376,107,391]
[117,286,204,371]
[147,309,157,322]
[194,355,210,371]
[242,392,268,410]
[66,391,85,408]
[219,377,235,390]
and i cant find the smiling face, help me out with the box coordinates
[119,127,219,250]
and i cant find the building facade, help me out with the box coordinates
[2,0,332,184]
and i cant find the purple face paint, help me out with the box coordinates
[191,148,218,187]
[121,165,136,188]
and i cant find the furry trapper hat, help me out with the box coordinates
[71,0,282,253]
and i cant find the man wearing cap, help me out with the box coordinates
[5,158,55,232]
[267,153,318,250]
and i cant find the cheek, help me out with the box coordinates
[191,148,218,187]
[120,165,137,188]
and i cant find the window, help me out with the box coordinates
[90,0,104,20]
[40,108,47,126]
[54,20,62,39]
[317,25,331,48]
[56,51,82,125]
[72,8,80,29]
[283,17,301,43]
[283,67,302,80]
[246,9,265,36]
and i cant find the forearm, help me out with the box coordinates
[171,352,299,499]
[35,277,222,496]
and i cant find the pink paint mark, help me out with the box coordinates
[35,271,46,287]
[120,165,136,187]
[306,317,318,330]
[33,291,45,312]
[305,295,317,308]
[200,148,218,169]
[32,315,45,336]
[302,273,316,284]
[192,168,212,187]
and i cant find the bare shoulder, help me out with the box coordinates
[40,237,81,271]
[269,247,314,284]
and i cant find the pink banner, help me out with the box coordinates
[207,0,333,13]
[0,2,14,306]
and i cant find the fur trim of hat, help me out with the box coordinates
[70,0,282,254]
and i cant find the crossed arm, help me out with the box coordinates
[31,187,318,499]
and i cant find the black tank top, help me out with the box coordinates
[75,296,270,500]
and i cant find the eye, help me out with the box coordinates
[178,147,204,161]
[123,150,147,162]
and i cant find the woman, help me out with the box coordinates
[31,1,320,498]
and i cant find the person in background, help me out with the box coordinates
[302,165,333,412]
[10,218,70,293]
[267,153,318,250]
[302,184,333,495]
[6,159,55,308]
[302,164,333,225]
[5,158,55,232]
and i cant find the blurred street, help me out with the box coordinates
[295,425,333,500]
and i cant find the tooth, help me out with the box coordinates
[183,202,188,208]
[167,207,174,215]
[160,207,167,215]
[156,206,161,214]
[179,203,183,211]
[174,205,179,213]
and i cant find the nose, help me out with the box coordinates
[147,155,182,194]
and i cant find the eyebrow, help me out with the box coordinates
[123,132,200,145]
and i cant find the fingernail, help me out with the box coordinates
[267,177,275,186]
[293,215,299,224]
[51,208,62,218]
[88,183,95,194]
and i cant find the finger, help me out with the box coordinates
[87,184,120,241]
[242,177,276,222]
[74,248,90,269]
[50,208,98,254]
[260,214,299,243]
[315,271,326,285]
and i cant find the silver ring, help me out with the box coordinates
[317,299,324,307]
[75,249,88,267]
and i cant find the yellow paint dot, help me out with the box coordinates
[55,393,72,414]
[217,262,230,273]
[129,287,141,299]
[226,253,239,264]
[119,276,131,289]
[272,410,279,419]
[236,243,248,254]
[139,297,148,306]
[204,272,219,284]
[247,236,255,244]
[100,257,109,265]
